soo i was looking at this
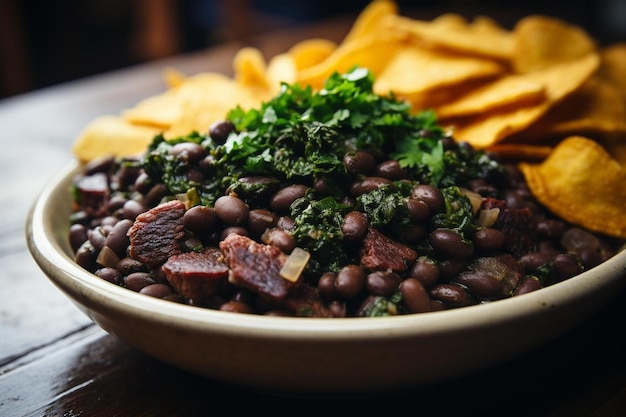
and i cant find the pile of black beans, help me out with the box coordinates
[69,132,621,317]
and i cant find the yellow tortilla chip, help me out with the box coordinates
[297,31,406,90]
[507,75,626,142]
[233,47,271,89]
[122,87,185,128]
[267,53,298,87]
[436,74,546,119]
[512,15,597,73]
[72,116,161,162]
[163,67,188,88]
[374,45,505,96]
[342,0,399,45]
[164,77,271,139]
[287,39,337,71]
[598,43,626,107]
[392,13,514,61]
[519,136,626,238]
[451,53,600,148]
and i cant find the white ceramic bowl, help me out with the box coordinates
[26,160,626,395]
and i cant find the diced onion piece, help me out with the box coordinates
[460,188,483,213]
[96,246,120,268]
[279,247,310,282]
[477,208,500,227]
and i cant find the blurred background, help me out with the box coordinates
[2,0,625,99]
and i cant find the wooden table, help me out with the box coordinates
[2,11,626,417]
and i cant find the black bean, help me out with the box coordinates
[317,272,337,300]
[429,283,473,308]
[438,259,467,280]
[343,150,376,175]
[220,300,254,314]
[374,160,405,180]
[328,300,347,317]
[69,224,89,253]
[87,227,107,252]
[400,278,432,314]
[214,195,249,225]
[430,228,474,260]
[579,249,603,269]
[104,219,133,258]
[407,198,430,223]
[75,241,97,270]
[169,142,206,163]
[335,265,366,299]
[269,184,308,213]
[95,267,122,284]
[408,257,440,288]
[455,271,503,298]
[261,228,296,254]
[117,256,148,275]
[122,199,147,220]
[473,228,505,253]
[115,164,142,190]
[186,168,205,184]
[123,272,155,291]
[536,219,569,240]
[366,271,401,297]
[350,177,394,196]
[412,184,445,213]
[552,253,583,281]
[184,205,218,235]
[133,172,152,194]
[99,216,118,229]
[341,211,369,243]
[512,276,543,296]
[247,209,277,237]
[84,155,115,175]
[519,251,552,273]
[209,120,235,144]
[108,195,128,212]
[220,226,248,240]
[140,283,174,298]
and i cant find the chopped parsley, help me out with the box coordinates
[140,67,506,275]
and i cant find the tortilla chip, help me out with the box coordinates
[233,47,272,89]
[164,77,271,139]
[392,13,514,61]
[163,67,188,88]
[436,74,546,119]
[450,53,600,148]
[342,0,399,45]
[122,87,185,128]
[598,43,626,107]
[297,31,406,90]
[519,136,626,238]
[72,116,161,162]
[267,53,298,87]
[287,39,337,71]
[506,75,626,143]
[512,15,597,73]
[374,45,505,96]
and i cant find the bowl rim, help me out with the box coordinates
[26,158,626,340]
